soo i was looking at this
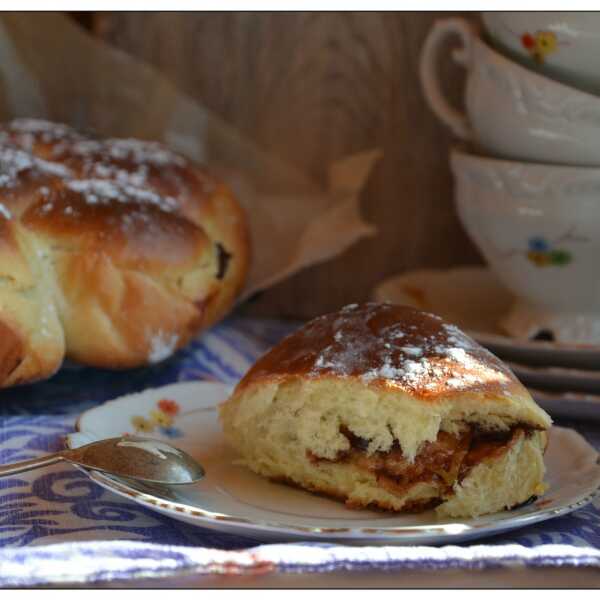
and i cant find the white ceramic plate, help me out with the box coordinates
[373,267,600,370]
[530,388,600,422]
[509,361,600,395]
[66,382,600,546]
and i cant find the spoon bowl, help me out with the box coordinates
[0,435,205,485]
[65,436,206,485]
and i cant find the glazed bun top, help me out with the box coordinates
[236,303,550,427]
[0,118,221,224]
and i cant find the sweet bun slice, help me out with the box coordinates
[220,303,552,518]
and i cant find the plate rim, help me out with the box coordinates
[507,361,600,403]
[67,381,600,543]
[373,268,600,355]
[508,360,600,381]
[473,330,600,356]
[531,387,600,405]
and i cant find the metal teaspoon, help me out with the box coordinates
[0,435,205,485]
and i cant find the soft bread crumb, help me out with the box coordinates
[222,377,550,463]
[220,378,549,518]
[437,430,546,517]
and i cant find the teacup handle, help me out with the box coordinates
[419,18,476,140]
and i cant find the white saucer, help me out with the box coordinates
[66,382,600,546]
[373,267,600,370]
[509,361,600,395]
[530,388,600,421]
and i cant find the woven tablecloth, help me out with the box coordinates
[1,314,599,586]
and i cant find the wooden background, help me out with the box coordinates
[77,12,482,319]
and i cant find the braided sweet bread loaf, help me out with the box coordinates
[0,119,249,387]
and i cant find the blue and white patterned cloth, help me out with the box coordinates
[0,314,599,586]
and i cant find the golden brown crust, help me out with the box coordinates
[21,186,211,269]
[0,320,24,384]
[0,118,250,385]
[190,181,251,327]
[236,303,526,402]
[1,118,85,157]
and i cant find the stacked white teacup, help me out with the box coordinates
[420,13,600,346]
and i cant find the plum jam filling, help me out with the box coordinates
[307,424,532,497]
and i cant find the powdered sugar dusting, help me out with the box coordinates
[8,118,78,139]
[342,303,359,311]
[0,144,71,189]
[1,119,198,210]
[300,303,514,395]
[5,119,82,153]
[104,139,186,168]
[148,331,179,363]
[362,355,407,382]
[66,138,188,190]
[9,118,75,135]
[92,161,149,187]
[67,179,177,213]
[314,354,337,369]
[400,346,423,357]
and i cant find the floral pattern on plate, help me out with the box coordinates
[130,397,183,438]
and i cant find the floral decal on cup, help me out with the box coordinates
[498,21,569,64]
[499,227,588,267]
[521,228,588,268]
[521,31,559,63]
[527,236,571,267]
[130,397,183,438]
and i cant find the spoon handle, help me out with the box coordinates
[0,453,64,477]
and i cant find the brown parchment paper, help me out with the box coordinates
[0,13,380,299]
